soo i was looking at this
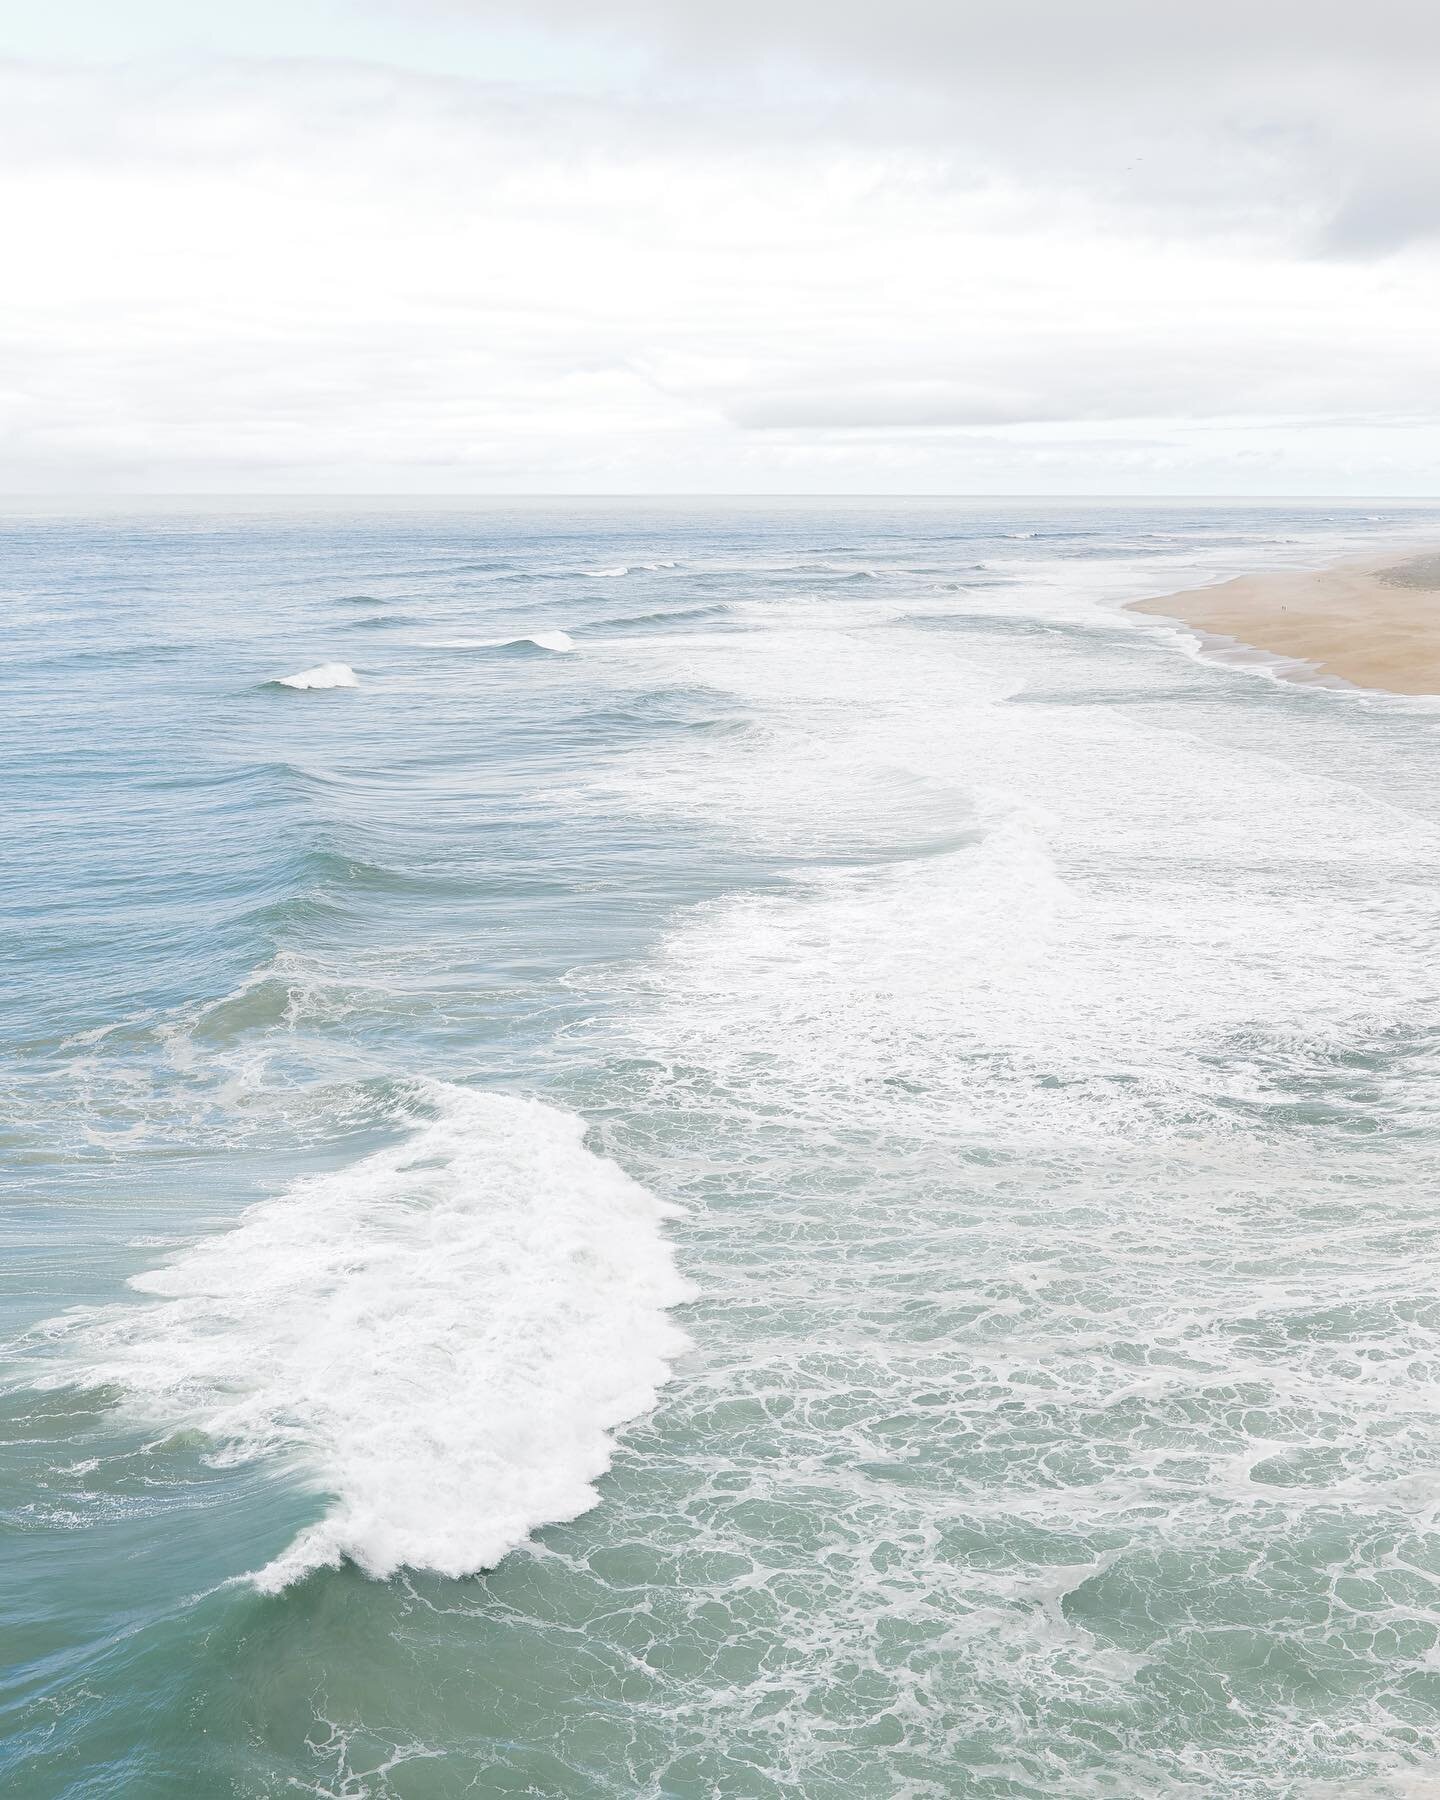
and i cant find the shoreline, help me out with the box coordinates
[1130,549,1440,696]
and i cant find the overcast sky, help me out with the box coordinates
[3,0,1439,493]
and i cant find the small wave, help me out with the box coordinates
[184,965,315,1043]
[598,604,732,633]
[581,562,675,579]
[270,663,358,691]
[33,1086,693,1591]
[420,632,574,654]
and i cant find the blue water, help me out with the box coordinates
[5,498,1440,1796]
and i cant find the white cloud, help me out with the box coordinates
[1,27,1438,493]
[389,0,1440,78]
[392,0,1440,250]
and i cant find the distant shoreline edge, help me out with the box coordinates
[1130,549,1440,696]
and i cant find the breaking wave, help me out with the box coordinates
[271,662,358,690]
[420,632,575,654]
[34,1086,692,1591]
[581,562,676,578]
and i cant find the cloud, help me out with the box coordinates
[382,0,1440,251]
[383,0,1440,77]
[1,43,1438,492]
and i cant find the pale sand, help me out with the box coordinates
[1131,550,1440,695]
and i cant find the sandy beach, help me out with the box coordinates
[1132,549,1440,695]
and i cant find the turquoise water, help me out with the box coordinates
[5,498,1440,1797]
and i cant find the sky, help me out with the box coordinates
[2,0,1438,494]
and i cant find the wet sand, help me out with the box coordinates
[1132,550,1440,695]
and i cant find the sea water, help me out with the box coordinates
[4,498,1440,1797]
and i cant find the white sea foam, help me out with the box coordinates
[38,1086,692,1590]
[547,545,1440,1790]
[588,568,1440,1157]
[274,662,358,690]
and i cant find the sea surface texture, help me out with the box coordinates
[5,498,1440,1798]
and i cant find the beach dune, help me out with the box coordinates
[1132,550,1440,695]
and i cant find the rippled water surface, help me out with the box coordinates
[5,498,1440,1797]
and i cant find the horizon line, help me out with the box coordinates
[2,492,1438,504]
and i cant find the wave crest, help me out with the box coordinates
[271,662,358,690]
[35,1087,692,1591]
[582,562,675,578]
[420,632,574,654]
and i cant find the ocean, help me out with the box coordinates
[4,497,1440,1797]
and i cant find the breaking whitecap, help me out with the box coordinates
[272,662,359,690]
[32,1086,693,1591]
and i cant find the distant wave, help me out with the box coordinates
[780,562,882,580]
[582,562,677,578]
[598,604,732,633]
[421,631,575,654]
[270,662,358,690]
[34,1086,693,1591]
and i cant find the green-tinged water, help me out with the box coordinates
[5,499,1440,1797]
